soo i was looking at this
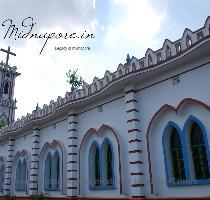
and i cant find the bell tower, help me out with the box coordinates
[0,46,20,126]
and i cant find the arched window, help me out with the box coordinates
[3,82,9,95]
[89,143,101,188]
[170,128,186,182]
[44,151,60,191]
[166,45,171,58]
[190,122,210,180]
[15,159,27,191]
[89,139,115,189]
[0,162,5,192]
[44,152,52,190]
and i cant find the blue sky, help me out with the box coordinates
[0,0,209,119]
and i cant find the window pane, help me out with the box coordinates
[170,128,186,181]
[190,122,210,180]
[107,144,113,185]
[21,159,27,191]
[95,148,100,186]
[15,160,22,191]
[44,153,52,190]
[52,151,60,190]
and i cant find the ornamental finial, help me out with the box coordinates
[126,54,131,66]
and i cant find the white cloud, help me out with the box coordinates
[0,0,97,119]
[104,0,167,54]
[0,0,168,120]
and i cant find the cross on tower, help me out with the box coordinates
[0,46,16,66]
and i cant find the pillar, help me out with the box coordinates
[29,128,40,195]
[67,112,78,197]
[125,86,145,199]
[4,138,15,195]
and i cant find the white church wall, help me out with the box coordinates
[38,117,68,196]
[0,17,209,199]
[79,128,121,197]
[148,103,210,197]
[13,132,33,154]
[38,117,68,150]
[10,131,33,196]
[77,95,130,197]
[137,57,210,198]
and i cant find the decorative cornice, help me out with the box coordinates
[0,62,20,75]
[0,99,16,108]
[0,17,210,136]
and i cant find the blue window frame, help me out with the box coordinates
[89,138,115,190]
[163,122,189,186]
[44,151,60,191]
[183,116,210,184]
[163,116,210,186]
[190,122,210,180]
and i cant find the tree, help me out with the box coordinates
[0,119,6,129]
[66,69,84,92]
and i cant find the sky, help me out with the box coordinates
[0,0,209,120]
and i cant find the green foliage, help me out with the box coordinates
[0,119,6,129]
[66,69,84,90]
[32,194,45,200]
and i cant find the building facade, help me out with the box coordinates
[0,17,210,199]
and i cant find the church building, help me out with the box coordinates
[0,17,209,199]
